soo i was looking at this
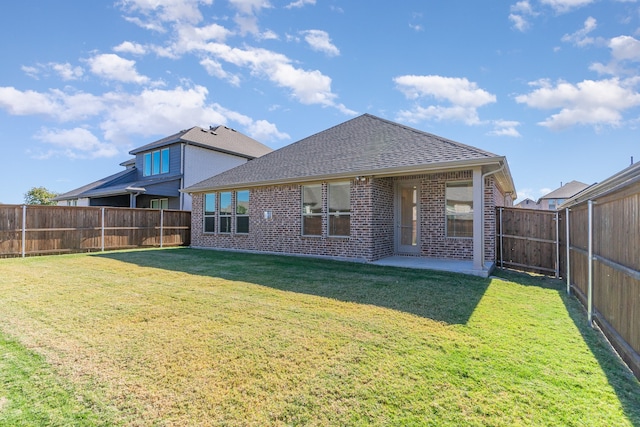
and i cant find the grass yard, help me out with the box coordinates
[0,248,638,426]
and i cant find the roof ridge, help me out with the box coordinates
[361,113,498,158]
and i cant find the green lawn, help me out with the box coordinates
[0,248,638,426]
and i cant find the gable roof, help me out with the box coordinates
[538,180,590,202]
[185,114,515,194]
[129,125,272,159]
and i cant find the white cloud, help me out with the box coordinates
[113,41,148,55]
[51,63,84,81]
[35,127,118,159]
[100,85,225,141]
[300,30,340,56]
[227,0,272,35]
[118,0,212,24]
[561,16,597,47]
[199,43,353,111]
[515,78,640,129]
[200,58,241,86]
[21,63,83,81]
[99,84,289,143]
[394,75,496,125]
[540,0,594,13]
[488,120,522,137]
[0,87,104,121]
[509,1,536,32]
[590,35,640,76]
[86,53,150,84]
[229,0,272,15]
[114,0,352,114]
[212,103,289,141]
[609,35,640,62]
[285,0,315,9]
[394,75,496,107]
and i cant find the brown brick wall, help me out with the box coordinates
[191,169,506,263]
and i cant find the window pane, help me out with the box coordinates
[144,153,152,176]
[150,199,158,209]
[220,192,232,214]
[220,216,231,233]
[160,199,169,209]
[329,214,350,236]
[204,193,216,215]
[204,217,215,233]
[302,185,322,214]
[236,190,249,214]
[152,150,160,175]
[446,181,473,238]
[329,182,350,213]
[236,216,249,233]
[303,216,322,235]
[161,148,170,174]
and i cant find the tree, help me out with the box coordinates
[24,186,59,205]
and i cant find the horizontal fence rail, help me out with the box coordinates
[0,205,191,258]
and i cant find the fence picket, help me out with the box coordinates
[0,205,190,257]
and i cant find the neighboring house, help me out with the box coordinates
[184,114,517,276]
[54,126,272,210]
[538,180,590,210]
[515,198,540,209]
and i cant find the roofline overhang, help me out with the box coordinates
[183,157,517,196]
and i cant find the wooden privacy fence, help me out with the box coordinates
[0,205,191,257]
[496,207,560,277]
[496,170,640,380]
[559,179,640,380]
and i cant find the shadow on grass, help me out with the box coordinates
[94,247,490,326]
[494,268,640,427]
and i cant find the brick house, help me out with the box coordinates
[184,114,517,276]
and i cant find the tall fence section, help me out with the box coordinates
[497,179,640,380]
[0,205,191,257]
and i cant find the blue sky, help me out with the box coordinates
[1,0,639,204]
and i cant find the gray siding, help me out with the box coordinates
[135,144,183,181]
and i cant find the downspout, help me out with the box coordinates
[480,162,506,271]
[180,142,186,210]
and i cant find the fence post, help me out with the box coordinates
[588,200,594,326]
[499,207,504,269]
[160,209,164,248]
[101,207,105,252]
[555,210,560,279]
[21,205,26,258]
[565,207,571,295]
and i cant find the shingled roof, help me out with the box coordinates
[185,114,513,193]
[130,125,272,159]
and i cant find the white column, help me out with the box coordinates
[473,167,483,270]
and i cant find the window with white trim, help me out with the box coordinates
[236,190,249,233]
[219,192,232,233]
[328,182,350,236]
[150,198,169,210]
[446,181,473,238]
[143,148,170,176]
[302,185,322,236]
[204,193,216,233]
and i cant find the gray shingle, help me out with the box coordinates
[185,114,502,192]
[130,125,272,159]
